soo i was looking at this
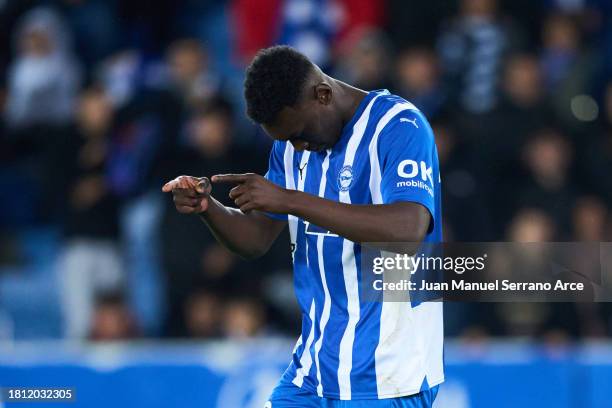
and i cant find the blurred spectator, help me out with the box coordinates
[186,97,236,159]
[493,52,550,148]
[475,54,551,234]
[572,196,609,241]
[5,7,81,129]
[540,12,581,90]
[393,47,445,118]
[59,0,119,68]
[89,292,139,341]
[222,297,266,339]
[435,122,493,241]
[96,50,143,109]
[506,207,604,338]
[165,39,221,107]
[184,289,222,339]
[507,208,556,242]
[502,54,545,112]
[52,86,123,340]
[570,195,610,338]
[437,0,521,114]
[54,86,120,234]
[582,81,612,204]
[201,244,238,280]
[519,128,575,237]
[496,209,558,337]
[334,27,392,90]
[495,302,555,337]
[540,12,598,127]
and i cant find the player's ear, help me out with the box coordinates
[314,83,332,105]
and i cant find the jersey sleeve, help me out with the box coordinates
[377,110,437,229]
[263,141,289,221]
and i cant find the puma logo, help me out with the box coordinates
[400,117,419,128]
[298,162,308,179]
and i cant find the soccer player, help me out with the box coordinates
[162,46,443,407]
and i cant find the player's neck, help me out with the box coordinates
[334,80,368,127]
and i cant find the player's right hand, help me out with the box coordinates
[162,175,211,214]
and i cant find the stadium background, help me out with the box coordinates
[0,0,611,406]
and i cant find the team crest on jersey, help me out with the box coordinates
[338,165,354,192]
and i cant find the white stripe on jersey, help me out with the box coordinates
[376,301,422,397]
[337,241,358,398]
[292,299,317,387]
[368,103,414,204]
[339,94,381,203]
[336,94,381,399]
[282,142,296,190]
[313,150,332,396]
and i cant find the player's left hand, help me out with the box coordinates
[211,173,291,214]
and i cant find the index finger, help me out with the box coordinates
[162,176,197,192]
[211,174,249,184]
[162,179,179,192]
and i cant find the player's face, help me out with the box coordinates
[262,87,342,152]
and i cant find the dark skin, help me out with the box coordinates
[162,66,431,259]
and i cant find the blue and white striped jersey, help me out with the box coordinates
[264,90,444,400]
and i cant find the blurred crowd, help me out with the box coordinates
[0,0,611,343]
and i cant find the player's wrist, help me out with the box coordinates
[283,189,302,215]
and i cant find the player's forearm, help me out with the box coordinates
[286,190,429,244]
[198,196,280,259]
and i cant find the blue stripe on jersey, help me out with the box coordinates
[351,301,381,398]
[265,90,444,400]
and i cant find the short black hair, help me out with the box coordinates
[244,45,314,124]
